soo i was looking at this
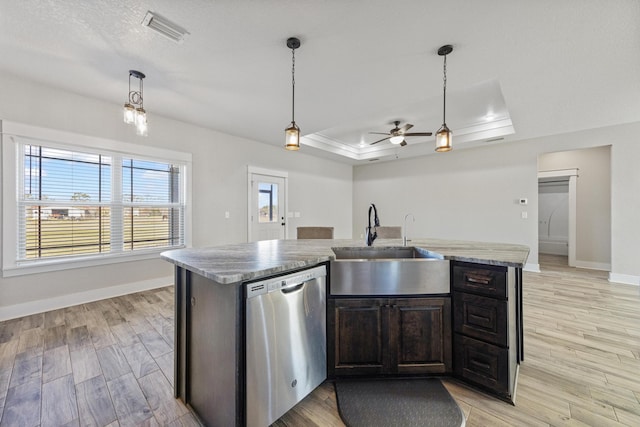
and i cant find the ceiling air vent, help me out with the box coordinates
[141,11,189,44]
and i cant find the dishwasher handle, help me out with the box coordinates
[246,265,326,299]
[281,282,305,294]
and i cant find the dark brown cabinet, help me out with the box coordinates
[452,261,519,401]
[328,297,451,377]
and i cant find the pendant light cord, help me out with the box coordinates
[442,54,447,124]
[291,47,296,123]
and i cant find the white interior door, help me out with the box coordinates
[249,172,286,241]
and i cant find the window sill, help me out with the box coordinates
[1,247,185,278]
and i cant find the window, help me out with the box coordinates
[20,145,185,261]
[258,182,279,223]
[2,121,191,275]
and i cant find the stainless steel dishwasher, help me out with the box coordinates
[245,265,327,427]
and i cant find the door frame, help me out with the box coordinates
[247,166,289,242]
[537,168,577,267]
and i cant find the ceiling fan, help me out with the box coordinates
[369,121,433,146]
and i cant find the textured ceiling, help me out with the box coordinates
[0,0,638,164]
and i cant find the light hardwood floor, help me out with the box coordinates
[1,255,639,426]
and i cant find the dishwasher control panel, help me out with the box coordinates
[246,265,326,298]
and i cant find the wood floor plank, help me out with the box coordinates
[121,342,159,379]
[107,372,154,426]
[569,402,627,427]
[138,370,189,424]
[110,322,141,348]
[70,345,102,384]
[154,351,174,387]
[19,313,44,331]
[75,375,117,427]
[166,412,202,427]
[9,352,42,388]
[43,344,72,383]
[44,309,66,329]
[67,325,92,351]
[138,328,171,358]
[0,378,41,427]
[44,324,68,351]
[96,344,131,381]
[16,327,43,355]
[41,374,78,427]
[614,406,640,426]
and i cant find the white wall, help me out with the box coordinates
[353,142,537,262]
[538,146,611,268]
[353,121,640,284]
[0,71,353,318]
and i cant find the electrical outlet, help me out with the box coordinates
[225,211,230,219]
[521,211,528,219]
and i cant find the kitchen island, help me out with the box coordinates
[161,238,528,427]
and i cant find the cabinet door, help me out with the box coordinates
[391,298,452,374]
[328,298,388,376]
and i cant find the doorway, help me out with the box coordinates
[537,170,577,267]
[247,167,288,241]
[537,145,611,272]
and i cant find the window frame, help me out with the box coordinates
[2,121,192,277]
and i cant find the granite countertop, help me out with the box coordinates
[161,238,529,284]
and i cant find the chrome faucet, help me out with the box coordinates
[403,213,415,246]
[366,203,379,246]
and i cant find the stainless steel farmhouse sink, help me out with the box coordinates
[330,247,450,295]
[332,246,444,260]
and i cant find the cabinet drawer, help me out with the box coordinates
[453,292,507,346]
[454,334,509,395]
[453,263,507,298]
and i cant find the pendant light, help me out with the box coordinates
[123,70,148,136]
[435,45,453,152]
[285,37,301,150]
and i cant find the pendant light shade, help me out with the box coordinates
[285,121,300,150]
[123,70,148,136]
[436,45,453,152]
[285,37,301,150]
[435,123,452,152]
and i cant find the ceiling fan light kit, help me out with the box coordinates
[369,120,432,146]
[435,44,453,152]
[285,37,301,151]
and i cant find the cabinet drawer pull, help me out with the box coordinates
[465,274,491,285]
[470,358,492,371]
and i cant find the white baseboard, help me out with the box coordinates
[0,276,173,322]
[608,273,640,286]
[574,260,611,271]
[524,263,541,273]
[539,239,568,256]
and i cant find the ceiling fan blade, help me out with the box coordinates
[369,132,390,135]
[399,123,414,133]
[370,136,390,145]
[400,140,408,147]
[404,132,433,136]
